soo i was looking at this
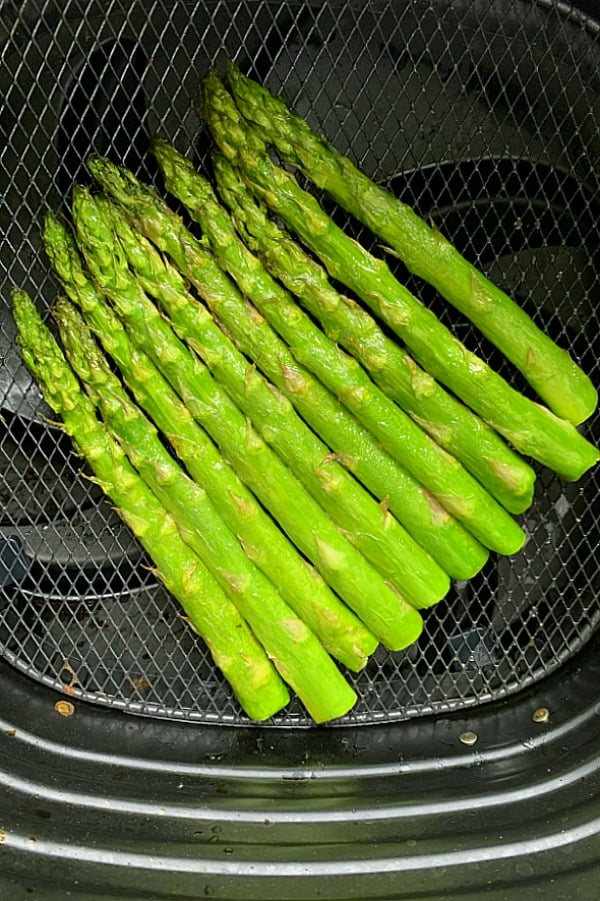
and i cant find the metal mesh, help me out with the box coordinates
[1,0,599,726]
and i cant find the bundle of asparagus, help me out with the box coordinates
[224,63,598,428]
[11,288,291,723]
[200,69,599,483]
[11,65,598,723]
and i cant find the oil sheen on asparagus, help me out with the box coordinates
[12,61,598,723]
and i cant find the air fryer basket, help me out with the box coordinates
[1,0,599,727]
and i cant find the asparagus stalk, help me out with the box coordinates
[201,70,600,482]
[69,188,424,652]
[42,212,378,672]
[226,62,598,427]
[212,151,536,517]
[152,137,490,578]
[53,298,357,723]
[10,287,289,722]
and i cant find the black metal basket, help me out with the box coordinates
[1,0,599,729]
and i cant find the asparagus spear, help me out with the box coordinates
[53,298,357,723]
[226,62,598,427]
[42,212,378,672]
[212,151,536,517]
[201,70,600,482]
[70,188,424,652]
[10,287,289,722]
[152,137,491,578]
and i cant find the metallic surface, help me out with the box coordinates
[0,625,598,897]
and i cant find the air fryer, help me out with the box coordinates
[0,1,599,898]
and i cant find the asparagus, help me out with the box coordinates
[53,298,357,723]
[152,139,493,576]
[108,196,453,606]
[201,71,600,482]
[10,287,289,722]
[79,188,450,612]
[42,212,378,672]
[91,155,523,560]
[226,62,598,427]
[69,188,424,652]
[212,151,536,517]
[110,198,460,593]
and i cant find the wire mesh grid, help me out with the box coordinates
[1,0,599,726]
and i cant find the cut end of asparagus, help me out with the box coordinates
[379,600,424,653]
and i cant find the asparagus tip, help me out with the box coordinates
[87,155,138,200]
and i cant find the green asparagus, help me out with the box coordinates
[211,151,536,517]
[226,62,598,427]
[70,187,424,652]
[106,197,459,593]
[107,195,451,607]
[42,212,378,672]
[10,287,289,722]
[77,184,451,609]
[151,137,491,578]
[90,155,523,560]
[201,70,600,482]
[53,297,357,723]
